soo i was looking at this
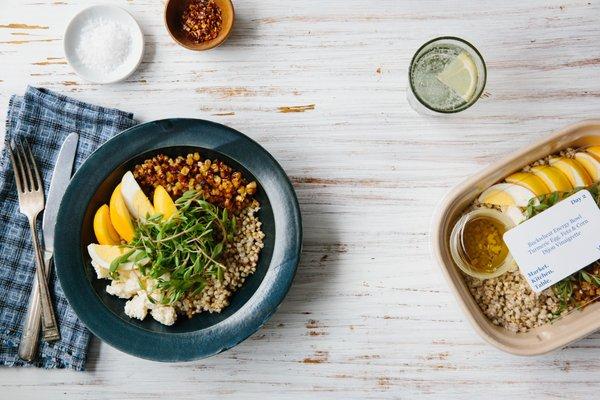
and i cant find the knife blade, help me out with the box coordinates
[42,132,79,251]
[18,133,78,360]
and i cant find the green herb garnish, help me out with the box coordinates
[524,191,561,219]
[111,189,237,305]
[109,249,135,279]
[525,183,600,220]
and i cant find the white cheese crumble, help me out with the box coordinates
[105,274,139,299]
[124,293,148,321]
[94,249,179,326]
[103,268,178,326]
[151,306,177,326]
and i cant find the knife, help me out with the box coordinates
[18,133,78,361]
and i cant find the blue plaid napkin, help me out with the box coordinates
[0,86,135,370]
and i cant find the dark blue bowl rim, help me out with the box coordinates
[54,118,302,362]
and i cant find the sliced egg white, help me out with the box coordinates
[88,244,149,273]
[478,183,536,208]
[88,244,129,270]
[120,171,155,220]
[106,278,139,299]
[91,260,110,279]
[503,205,526,225]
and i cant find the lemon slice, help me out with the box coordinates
[478,183,536,207]
[530,165,573,193]
[436,52,478,101]
[505,172,550,196]
[574,152,600,182]
[549,158,592,187]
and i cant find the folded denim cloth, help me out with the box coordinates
[0,86,135,370]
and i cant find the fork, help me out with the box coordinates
[7,139,60,343]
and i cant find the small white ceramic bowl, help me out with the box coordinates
[64,5,144,84]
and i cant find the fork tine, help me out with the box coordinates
[6,142,24,193]
[17,139,35,191]
[22,139,43,192]
[12,140,31,192]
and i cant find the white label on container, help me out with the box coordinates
[503,190,600,293]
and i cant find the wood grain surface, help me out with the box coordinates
[2,0,600,398]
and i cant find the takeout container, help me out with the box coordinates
[432,120,600,355]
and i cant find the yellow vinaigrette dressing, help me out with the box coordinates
[461,216,509,273]
[450,208,515,279]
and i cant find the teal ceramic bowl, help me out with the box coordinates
[54,118,302,361]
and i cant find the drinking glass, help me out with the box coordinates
[408,36,486,114]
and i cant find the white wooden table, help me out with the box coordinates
[2,0,600,398]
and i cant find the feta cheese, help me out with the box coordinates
[144,277,158,293]
[124,294,148,320]
[151,306,177,326]
[124,273,142,293]
[144,292,161,310]
[100,252,175,325]
[106,281,128,299]
[105,276,139,299]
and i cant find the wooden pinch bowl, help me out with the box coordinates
[164,0,234,51]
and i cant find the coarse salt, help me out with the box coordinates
[76,18,131,73]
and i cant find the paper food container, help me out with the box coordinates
[431,120,600,355]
